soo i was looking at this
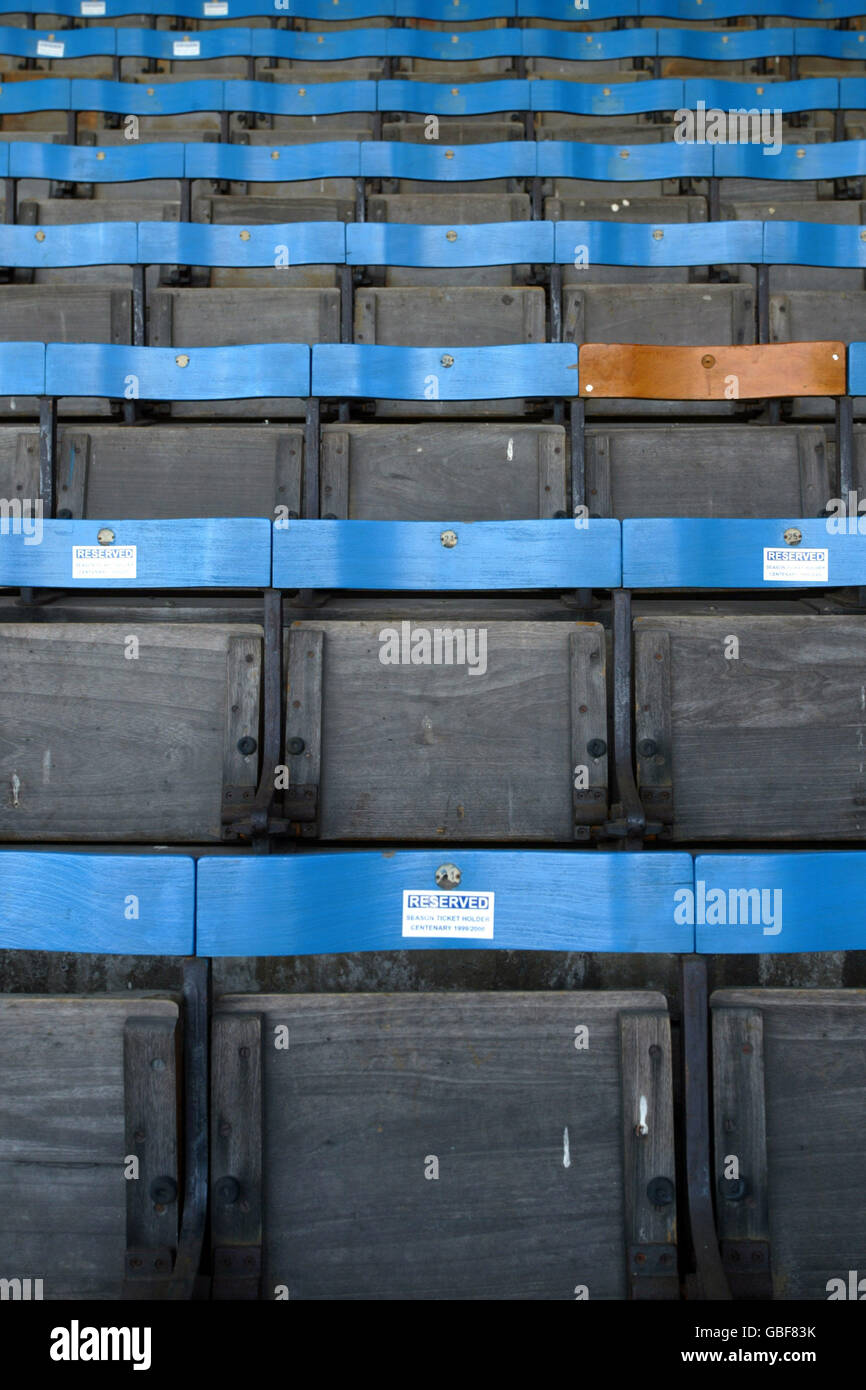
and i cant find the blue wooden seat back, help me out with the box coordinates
[0,26,116,59]
[794,30,866,60]
[185,140,361,182]
[657,29,795,60]
[289,0,396,15]
[622,518,865,589]
[378,79,530,115]
[0,852,195,954]
[347,220,552,267]
[10,140,186,182]
[116,29,252,61]
[640,0,864,17]
[694,854,866,954]
[395,0,515,17]
[138,220,346,266]
[360,139,536,181]
[0,341,45,396]
[764,221,866,268]
[388,29,524,62]
[0,221,138,267]
[713,139,866,181]
[224,79,378,117]
[518,0,639,18]
[538,141,713,181]
[252,29,389,62]
[8,0,157,15]
[311,342,577,399]
[523,30,656,62]
[272,518,621,590]
[0,516,273,588]
[45,341,310,400]
[531,79,683,117]
[554,219,762,266]
[72,77,225,115]
[683,77,838,114]
[0,77,70,113]
[848,342,866,396]
[195,850,695,956]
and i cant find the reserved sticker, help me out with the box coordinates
[763,547,828,583]
[203,1,228,12]
[36,40,66,58]
[72,544,137,580]
[173,40,201,56]
[80,1,106,13]
[402,890,494,940]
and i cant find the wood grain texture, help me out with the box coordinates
[273,520,620,590]
[0,622,262,841]
[196,849,695,954]
[623,518,866,589]
[0,851,194,953]
[696,852,866,953]
[0,996,178,1299]
[710,989,866,1300]
[711,1008,768,1241]
[633,614,866,840]
[579,342,845,400]
[619,1010,677,1296]
[585,425,828,519]
[217,990,671,1300]
[211,1011,262,1296]
[123,1014,178,1296]
[65,425,304,519]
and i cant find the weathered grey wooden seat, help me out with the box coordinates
[195,193,357,224]
[549,190,708,284]
[279,618,607,841]
[565,283,755,417]
[0,993,182,1300]
[147,287,337,417]
[369,191,532,222]
[47,425,304,518]
[0,285,131,417]
[0,623,263,841]
[632,614,866,841]
[723,199,866,292]
[710,989,866,1300]
[210,987,677,1299]
[771,289,866,416]
[381,118,523,144]
[354,284,546,347]
[585,423,829,518]
[319,421,566,518]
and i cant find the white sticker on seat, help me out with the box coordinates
[72,544,137,579]
[37,40,66,58]
[173,40,201,56]
[763,547,828,582]
[402,890,494,939]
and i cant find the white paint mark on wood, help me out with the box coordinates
[506,437,514,461]
[11,773,21,808]
[637,1095,649,1136]
[562,1127,571,1168]
[42,749,51,784]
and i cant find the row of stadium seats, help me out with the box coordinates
[3,0,866,21]
[8,138,866,197]
[2,951,859,1301]
[1,215,864,263]
[7,24,866,67]
[7,513,866,586]
[3,848,864,952]
[6,74,866,117]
